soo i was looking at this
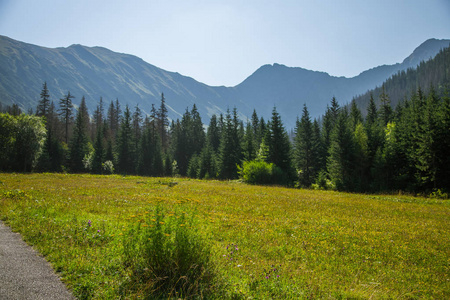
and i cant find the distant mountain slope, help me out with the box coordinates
[0,35,243,122]
[0,35,449,128]
[353,45,450,113]
[234,39,450,122]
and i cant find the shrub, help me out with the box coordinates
[120,204,215,298]
[238,160,289,185]
[102,160,114,174]
[312,171,335,190]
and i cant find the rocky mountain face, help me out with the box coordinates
[1,35,448,128]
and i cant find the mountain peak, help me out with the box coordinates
[402,38,450,68]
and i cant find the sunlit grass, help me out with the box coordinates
[0,173,449,299]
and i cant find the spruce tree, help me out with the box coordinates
[436,90,450,189]
[198,143,217,179]
[327,109,355,191]
[379,85,392,126]
[190,104,206,155]
[218,108,242,179]
[294,104,315,187]
[132,105,143,160]
[116,105,135,174]
[206,114,220,153]
[68,97,90,172]
[92,125,105,174]
[349,99,363,131]
[59,91,74,144]
[157,93,169,151]
[267,107,294,183]
[353,123,369,191]
[243,121,255,161]
[92,97,104,141]
[36,82,50,117]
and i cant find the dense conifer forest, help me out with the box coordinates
[1,47,449,195]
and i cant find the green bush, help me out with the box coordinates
[238,160,288,185]
[121,204,215,298]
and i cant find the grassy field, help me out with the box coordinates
[0,173,449,299]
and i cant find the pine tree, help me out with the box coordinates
[157,93,169,151]
[243,121,255,161]
[365,93,382,163]
[132,105,143,159]
[68,97,90,172]
[92,97,104,141]
[116,105,135,174]
[294,104,316,187]
[414,88,440,190]
[198,143,217,179]
[366,93,378,126]
[251,109,261,147]
[349,99,363,131]
[327,109,355,191]
[206,114,220,153]
[267,107,294,183]
[311,119,323,178]
[321,98,340,171]
[353,123,369,191]
[79,96,90,138]
[190,104,206,155]
[92,124,105,174]
[36,82,50,117]
[59,91,74,144]
[436,90,450,189]
[379,84,392,126]
[218,108,242,179]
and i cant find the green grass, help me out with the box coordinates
[0,173,449,299]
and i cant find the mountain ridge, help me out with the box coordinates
[1,35,449,128]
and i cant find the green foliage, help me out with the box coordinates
[218,109,242,179]
[238,160,287,185]
[120,204,215,299]
[1,174,450,298]
[58,91,74,144]
[294,104,321,188]
[69,97,90,172]
[0,113,46,172]
[198,144,218,179]
[116,105,135,174]
[187,154,200,178]
[327,109,355,191]
[312,171,335,190]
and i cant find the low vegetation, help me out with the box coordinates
[1,173,449,299]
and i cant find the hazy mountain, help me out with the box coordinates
[1,35,449,128]
[352,44,450,113]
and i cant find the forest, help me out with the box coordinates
[2,46,450,195]
[1,77,449,196]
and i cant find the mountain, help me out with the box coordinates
[1,35,449,128]
[352,45,450,113]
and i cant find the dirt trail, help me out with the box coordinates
[0,221,74,299]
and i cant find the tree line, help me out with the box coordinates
[1,81,449,194]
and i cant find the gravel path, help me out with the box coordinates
[0,221,74,299]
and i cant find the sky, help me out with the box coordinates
[1,0,450,87]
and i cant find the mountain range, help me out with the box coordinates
[0,35,449,128]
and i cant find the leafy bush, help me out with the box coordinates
[238,160,288,185]
[102,160,114,174]
[0,113,46,172]
[312,171,335,190]
[120,204,215,298]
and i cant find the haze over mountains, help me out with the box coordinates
[0,35,449,128]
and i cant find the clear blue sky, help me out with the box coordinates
[1,0,449,86]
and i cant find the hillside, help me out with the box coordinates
[353,45,450,113]
[1,35,449,127]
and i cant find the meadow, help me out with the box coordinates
[0,173,449,299]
